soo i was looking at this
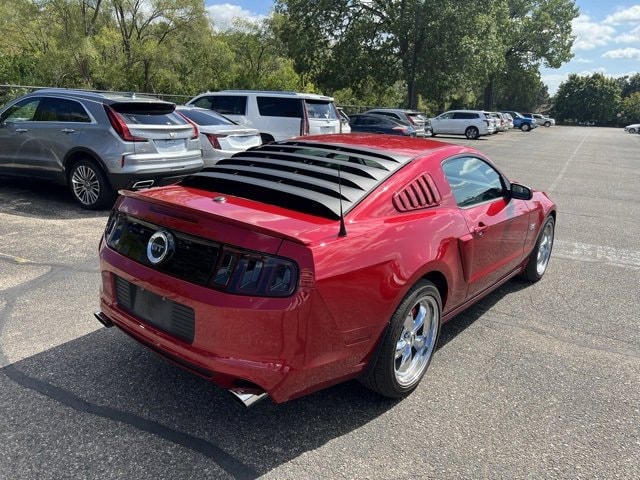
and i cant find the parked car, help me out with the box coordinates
[624,123,640,134]
[186,90,342,143]
[176,106,261,167]
[95,134,556,406]
[492,112,509,132]
[0,88,203,209]
[524,113,555,127]
[502,112,514,129]
[337,107,351,133]
[430,110,495,139]
[500,111,537,131]
[364,108,431,136]
[349,113,417,136]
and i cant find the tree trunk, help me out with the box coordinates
[483,77,495,111]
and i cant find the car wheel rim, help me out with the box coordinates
[394,295,439,387]
[71,165,100,206]
[536,221,554,276]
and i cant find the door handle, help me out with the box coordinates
[15,128,28,133]
[61,128,75,134]
[472,223,488,237]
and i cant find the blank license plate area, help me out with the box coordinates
[155,139,186,152]
[114,276,195,343]
[132,287,173,330]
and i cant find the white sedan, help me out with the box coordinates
[177,106,262,166]
[624,123,640,134]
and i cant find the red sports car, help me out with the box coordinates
[95,134,556,406]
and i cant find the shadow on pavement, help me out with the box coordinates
[0,176,111,219]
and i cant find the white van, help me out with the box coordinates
[186,90,342,142]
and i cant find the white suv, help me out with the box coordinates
[430,110,495,139]
[186,90,342,142]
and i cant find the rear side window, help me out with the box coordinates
[110,103,184,125]
[453,112,478,120]
[36,98,91,122]
[209,96,247,115]
[257,97,303,118]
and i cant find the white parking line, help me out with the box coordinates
[554,240,640,270]
[548,134,587,192]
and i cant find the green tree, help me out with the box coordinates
[274,0,506,109]
[554,73,622,123]
[483,0,578,110]
[621,92,640,123]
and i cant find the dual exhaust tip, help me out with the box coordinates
[94,311,269,408]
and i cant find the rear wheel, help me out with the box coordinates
[68,159,114,210]
[360,280,441,399]
[522,216,555,282]
[465,126,479,139]
[521,123,531,132]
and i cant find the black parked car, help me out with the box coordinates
[349,114,417,136]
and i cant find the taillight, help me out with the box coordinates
[392,126,408,132]
[104,106,145,142]
[176,112,199,139]
[209,247,298,297]
[204,133,226,149]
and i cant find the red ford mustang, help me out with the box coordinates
[95,134,556,406]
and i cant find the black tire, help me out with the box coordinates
[68,159,115,210]
[521,123,531,132]
[465,126,479,139]
[544,121,551,127]
[360,280,441,399]
[522,216,555,282]
[629,128,637,134]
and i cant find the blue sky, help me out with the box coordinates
[205,1,640,94]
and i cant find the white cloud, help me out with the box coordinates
[206,3,267,31]
[573,57,593,64]
[571,14,615,50]
[602,47,640,60]
[604,5,640,25]
[615,25,640,43]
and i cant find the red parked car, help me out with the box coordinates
[95,134,556,406]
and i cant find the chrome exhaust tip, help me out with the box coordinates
[229,391,268,408]
[131,180,155,189]
[94,311,114,328]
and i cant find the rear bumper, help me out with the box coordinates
[108,165,203,191]
[97,245,369,403]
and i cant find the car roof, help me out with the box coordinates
[366,108,423,114]
[25,88,172,105]
[181,135,461,219]
[196,90,334,101]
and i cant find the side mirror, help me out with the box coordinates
[510,182,532,200]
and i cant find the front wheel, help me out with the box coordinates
[544,121,551,127]
[68,159,114,209]
[629,128,637,134]
[465,126,479,139]
[360,280,441,399]
[522,216,555,282]
[521,123,531,132]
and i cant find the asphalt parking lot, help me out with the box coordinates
[1,126,639,479]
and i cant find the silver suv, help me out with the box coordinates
[0,89,203,209]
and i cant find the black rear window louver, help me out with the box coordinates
[392,174,441,212]
[181,140,414,219]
